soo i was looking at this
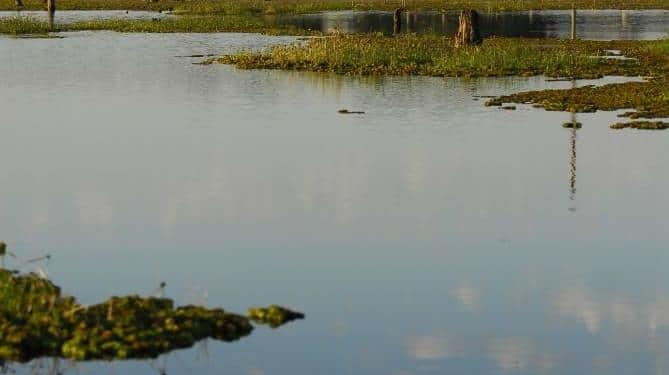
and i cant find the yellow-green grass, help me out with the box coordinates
[212,34,665,77]
[0,14,318,34]
[1,0,667,13]
[66,15,317,34]
[0,16,51,35]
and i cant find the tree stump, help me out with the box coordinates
[454,9,482,47]
[393,7,405,35]
[47,0,56,14]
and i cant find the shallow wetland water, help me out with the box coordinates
[1,16,669,375]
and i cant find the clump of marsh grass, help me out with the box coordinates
[0,16,53,35]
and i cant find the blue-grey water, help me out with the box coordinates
[1,29,669,375]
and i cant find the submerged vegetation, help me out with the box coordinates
[0,269,303,362]
[1,0,667,13]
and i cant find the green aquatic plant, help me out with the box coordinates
[0,269,303,362]
[248,305,305,328]
[562,121,582,128]
[610,121,669,130]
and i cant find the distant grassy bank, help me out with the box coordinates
[0,15,317,34]
[214,35,669,122]
[66,15,316,34]
[1,0,667,13]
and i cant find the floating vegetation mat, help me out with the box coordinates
[0,269,303,362]
[248,305,305,328]
[610,121,669,130]
[562,121,583,128]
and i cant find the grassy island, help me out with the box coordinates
[214,35,668,123]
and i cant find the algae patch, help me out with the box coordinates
[248,305,305,328]
[0,269,303,362]
[563,121,583,129]
[610,121,669,130]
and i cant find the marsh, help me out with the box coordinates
[1,5,669,375]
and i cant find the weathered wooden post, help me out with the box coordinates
[454,9,483,47]
[571,6,576,40]
[47,0,56,30]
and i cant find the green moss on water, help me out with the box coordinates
[610,121,669,130]
[562,121,582,128]
[0,270,303,362]
[248,305,305,328]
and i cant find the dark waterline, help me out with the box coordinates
[269,9,669,40]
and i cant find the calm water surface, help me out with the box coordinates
[1,31,669,374]
[272,9,669,40]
